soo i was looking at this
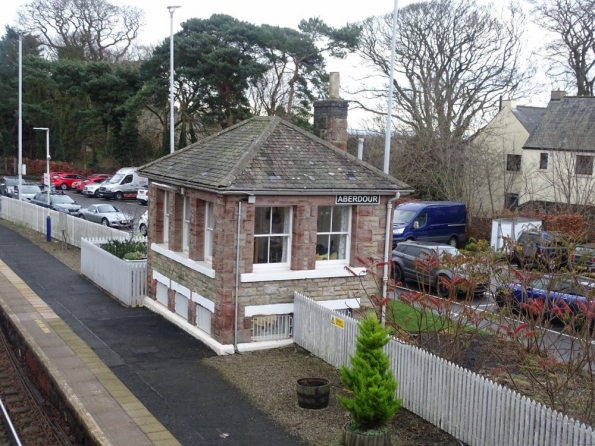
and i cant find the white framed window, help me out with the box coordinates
[163,191,170,244]
[205,202,214,262]
[174,291,188,319]
[316,206,350,263]
[183,195,190,253]
[576,155,594,175]
[253,206,291,266]
[196,304,212,334]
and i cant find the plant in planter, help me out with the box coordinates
[338,312,401,445]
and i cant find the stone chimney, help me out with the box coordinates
[551,90,566,101]
[313,72,349,151]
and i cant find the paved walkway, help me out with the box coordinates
[0,223,305,446]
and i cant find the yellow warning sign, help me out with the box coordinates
[331,316,344,329]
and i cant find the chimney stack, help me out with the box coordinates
[313,72,349,151]
[551,90,566,101]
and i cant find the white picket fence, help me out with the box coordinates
[293,292,595,446]
[0,196,129,246]
[81,238,146,307]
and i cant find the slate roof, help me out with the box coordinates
[524,97,595,151]
[139,116,410,194]
[511,106,546,134]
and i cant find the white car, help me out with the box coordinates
[139,210,148,236]
[83,180,108,197]
[137,188,148,205]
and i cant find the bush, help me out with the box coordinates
[338,312,401,432]
[100,239,147,260]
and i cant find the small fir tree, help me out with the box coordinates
[338,312,401,432]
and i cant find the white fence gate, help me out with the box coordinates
[81,238,146,307]
[293,292,595,446]
[0,196,133,247]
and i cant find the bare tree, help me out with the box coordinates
[531,0,595,96]
[17,0,144,62]
[355,0,533,202]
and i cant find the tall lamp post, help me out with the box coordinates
[167,5,181,154]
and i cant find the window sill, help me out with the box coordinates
[241,266,366,283]
[151,243,216,278]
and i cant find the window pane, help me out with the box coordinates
[271,207,288,234]
[270,236,287,263]
[254,207,270,235]
[331,206,349,232]
[254,237,269,263]
[316,234,330,259]
[317,206,332,232]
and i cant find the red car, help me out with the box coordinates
[73,176,111,193]
[52,173,86,190]
[40,171,68,187]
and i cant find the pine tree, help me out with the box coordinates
[338,312,401,432]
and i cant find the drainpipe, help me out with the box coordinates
[357,137,364,160]
[234,200,242,353]
[382,192,401,324]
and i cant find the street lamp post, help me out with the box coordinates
[167,5,181,154]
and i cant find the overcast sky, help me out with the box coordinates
[2,0,554,128]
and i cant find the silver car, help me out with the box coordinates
[78,204,132,228]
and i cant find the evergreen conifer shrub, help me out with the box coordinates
[338,312,401,432]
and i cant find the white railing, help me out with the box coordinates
[0,196,129,246]
[293,292,595,446]
[81,238,146,307]
[251,314,293,341]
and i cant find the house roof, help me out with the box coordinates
[524,97,595,151]
[138,116,410,194]
[511,106,546,134]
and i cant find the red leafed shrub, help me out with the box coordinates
[21,158,94,177]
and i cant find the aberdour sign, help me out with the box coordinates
[335,195,380,205]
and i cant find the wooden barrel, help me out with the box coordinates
[296,378,330,409]
[342,422,391,446]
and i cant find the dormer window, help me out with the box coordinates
[267,172,281,181]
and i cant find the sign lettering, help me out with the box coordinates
[335,195,380,205]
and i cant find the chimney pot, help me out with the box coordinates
[329,72,340,99]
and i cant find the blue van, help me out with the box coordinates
[392,201,467,248]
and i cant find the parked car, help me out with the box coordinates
[30,191,81,215]
[83,179,110,197]
[509,230,569,271]
[74,176,111,193]
[139,210,148,236]
[136,188,148,205]
[12,184,42,201]
[0,176,20,196]
[78,204,132,228]
[52,173,86,190]
[569,244,595,273]
[392,201,467,248]
[392,240,488,297]
[40,171,68,187]
[495,273,595,322]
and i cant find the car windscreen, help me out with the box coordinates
[21,186,41,194]
[107,174,124,184]
[51,195,75,204]
[5,179,19,186]
[435,246,460,256]
[393,209,417,225]
[97,205,118,213]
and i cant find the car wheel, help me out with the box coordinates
[436,275,451,298]
[114,192,123,200]
[79,215,85,220]
[60,183,67,190]
[140,224,147,236]
[448,236,457,247]
[392,264,404,284]
[93,190,99,197]
[101,218,110,227]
